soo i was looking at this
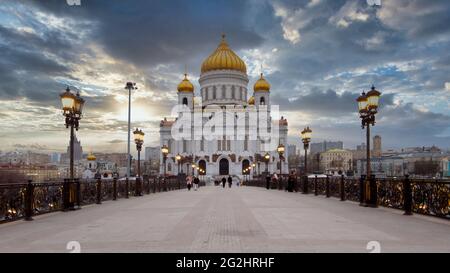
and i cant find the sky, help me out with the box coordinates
[0,0,449,156]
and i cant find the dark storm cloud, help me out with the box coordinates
[374,102,450,148]
[29,0,264,70]
[267,0,450,97]
[377,0,450,39]
[1,0,450,151]
[272,88,395,115]
[0,24,75,104]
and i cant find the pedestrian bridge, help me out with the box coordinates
[0,185,449,252]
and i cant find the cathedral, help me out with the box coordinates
[159,35,289,179]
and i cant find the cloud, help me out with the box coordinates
[329,1,370,28]
[376,0,450,39]
[0,0,450,152]
[29,0,264,69]
[13,143,49,151]
[271,88,395,116]
[107,139,126,144]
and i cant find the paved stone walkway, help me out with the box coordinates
[0,185,449,252]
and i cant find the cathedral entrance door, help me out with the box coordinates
[219,158,229,175]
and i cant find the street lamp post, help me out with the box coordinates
[133,128,144,196]
[175,154,182,174]
[125,82,137,181]
[301,127,312,175]
[264,153,270,174]
[356,86,381,207]
[161,145,169,178]
[60,87,84,210]
[277,144,285,175]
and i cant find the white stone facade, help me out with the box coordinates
[159,47,288,180]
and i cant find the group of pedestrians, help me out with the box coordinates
[265,171,297,192]
[185,175,200,191]
[220,176,233,188]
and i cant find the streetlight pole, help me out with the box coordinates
[161,145,169,178]
[133,128,144,196]
[264,153,270,174]
[125,82,137,180]
[277,144,285,175]
[60,87,84,210]
[356,86,381,207]
[176,154,182,175]
[301,127,312,175]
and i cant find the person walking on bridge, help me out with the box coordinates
[227,175,232,188]
[266,173,271,190]
[221,177,226,188]
[193,176,200,191]
[186,175,192,191]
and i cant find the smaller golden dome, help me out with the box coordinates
[254,73,270,92]
[177,74,194,92]
[87,152,96,161]
[248,96,255,105]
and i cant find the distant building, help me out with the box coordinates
[444,159,450,177]
[351,136,382,163]
[61,135,83,163]
[0,164,60,182]
[51,153,61,163]
[319,149,353,175]
[94,153,128,168]
[145,146,160,162]
[81,152,118,179]
[287,145,297,157]
[373,135,382,157]
[356,156,406,178]
[0,151,50,165]
[310,141,343,155]
[355,150,449,178]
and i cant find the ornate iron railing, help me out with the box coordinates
[246,175,450,219]
[0,175,190,224]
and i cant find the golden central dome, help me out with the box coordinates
[253,73,270,92]
[87,152,96,161]
[177,74,194,92]
[201,35,247,74]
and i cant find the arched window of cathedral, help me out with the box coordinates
[182,97,188,105]
[242,159,250,175]
[222,85,226,99]
[231,86,235,99]
[199,160,206,175]
[213,86,217,99]
[168,163,172,172]
[239,87,243,100]
[205,87,208,100]
[260,97,265,105]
